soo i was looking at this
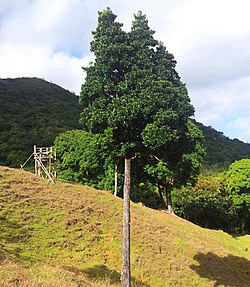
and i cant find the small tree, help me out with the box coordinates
[144,120,205,212]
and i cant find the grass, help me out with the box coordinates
[0,166,250,286]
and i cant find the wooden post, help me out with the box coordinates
[48,147,52,175]
[34,145,37,175]
[54,148,57,179]
[38,147,41,177]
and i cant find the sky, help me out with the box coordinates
[1,0,250,142]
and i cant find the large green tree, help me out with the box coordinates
[80,8,204,286]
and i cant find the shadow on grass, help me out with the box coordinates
[66,265,151,286]
[190,252,250,287]
[0,217,31,262]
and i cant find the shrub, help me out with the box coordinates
[173,174,250,233]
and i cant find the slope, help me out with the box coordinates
[0,166,249,287]
[0,77,82,167]
[196,121,250,167]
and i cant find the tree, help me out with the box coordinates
[80,8,204,286]
[144,120,205,212]
[80,9,133,285]
[225,159,250,194]
[173,167,250,234]
[54,129,115,190]
[224,159,250,232]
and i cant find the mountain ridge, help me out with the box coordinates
[1,77,250,169]
[0,77,82,167]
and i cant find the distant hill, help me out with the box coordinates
[196,121,250,167]
[1,77,250,169]
[0,166,250,287]
[0,77,82,167]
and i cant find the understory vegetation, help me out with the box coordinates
[54,128,250,234]
[53,8,250,235]
[173,161,250,234]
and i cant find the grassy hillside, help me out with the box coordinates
[0,166,250,287]
[0,77,82,167]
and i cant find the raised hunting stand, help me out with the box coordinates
[20,145,57,183]
[33,146,56,183]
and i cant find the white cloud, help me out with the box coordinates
[0,0,96,94]
[227,116,250,143]
[190,75,250,141]
[1,0,250,141]
[0,42,92,93]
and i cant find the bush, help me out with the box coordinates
[54,129,117,191]
[173,174,250,234]
[225,159,250,194]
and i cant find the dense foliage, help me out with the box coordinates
[225,159,250,194]
[173,159,250,233]
[79,8,205,213]
[54,129,120,191]
[54,129,162,207]
[0,77,82,167]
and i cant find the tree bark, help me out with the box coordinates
[158,185,167,210]
[114,163,118,196]
[166,179,173,213]
[121,157,131,287]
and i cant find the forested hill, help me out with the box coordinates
[0,77,82,167]
[196,121,250,167]
[1,77,250,169]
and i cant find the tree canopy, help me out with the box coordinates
[225,159,250,194]
[54,129,114,189]
[80,8,203,166]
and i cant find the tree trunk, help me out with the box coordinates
[121,158,131,287]
[158,185,167,210]
[114,163,118,196]
[166,180,173,213]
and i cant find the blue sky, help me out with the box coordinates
[1,0,250,142]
